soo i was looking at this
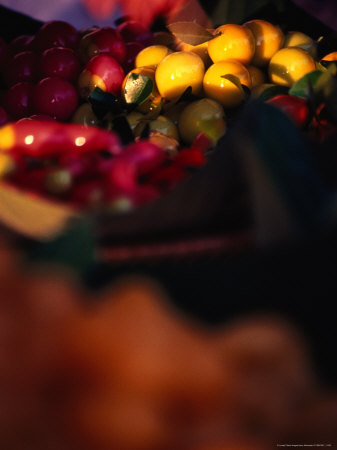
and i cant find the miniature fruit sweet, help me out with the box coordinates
[135,45,172,68]
[243,19,284,67]
[78,27,126,64]
[117,20,154,47]
[149,115,179,140]
[39,47,81,82]
[34,20,79,52]
[283,31,317,58]
[3,51,38,87]
[174,40,211,67]
[78,54,125,98]
[268,47,316,87]
[178,98,226,145]
[2,81,34,120]
[207,24,255,65]
[33,77,78,121]
[7,34,32,56]
[122,66,161,113]
[155,51,205,100]
[203,60,251,108]
[246,65,266,88]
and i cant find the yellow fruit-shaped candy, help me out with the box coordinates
[149,115,179,140]
[178,98,226,145]
[155,51,205,100]
[203,60,251,108]
[283,31,317,58]
[243,19,284,67]
[246,65,266,88]
[208,24,255,65]
[135,45,172,68]
[122,66,161,113]
[175,40,211,67]
[268,47,316,87]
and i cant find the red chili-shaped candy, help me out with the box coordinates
[0,121,121,157]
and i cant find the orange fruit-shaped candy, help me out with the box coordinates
[269,47,316,87]
[243,19,284,67]
[208,24,255,65]
[203,60,251,108]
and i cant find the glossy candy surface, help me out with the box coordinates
[155,51,205,100]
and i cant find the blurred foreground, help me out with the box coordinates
[1,236,336,450]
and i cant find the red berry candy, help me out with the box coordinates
[3,51,39,87]
[33,77,78,121]
[7,35,32,56]
[117,20,154,47]
[267,95,309,129]
[34,21,79,52]
[123,41,145,73]
[78,54,124,98]
[0,36,8,68]
[79,27,126,64]
[3,81,34,120]
[0,105,9,126]
[39,47,81,82]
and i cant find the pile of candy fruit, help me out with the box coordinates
[0,17,336,210]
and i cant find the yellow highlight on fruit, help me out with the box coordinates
[243,19,284,67]
[122,67,161,113]
[175,40,211,67]
[178,98,226,145]
[208,24,255,65]
[246,65,266,88]
[203,60,251,108]
[135,45,172,68]
[0,125,15,152]
[155,51,205,100]
[78,71,107,98]
[283,31,317,58]
[149,115,179,140]
[268,47,316,87]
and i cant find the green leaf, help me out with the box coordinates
[88,87,123,119]
[314,62,337,95]
[167,21,214,46]
[221,74,244,94]
[288,70,323,98]
[123,73,154,106]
